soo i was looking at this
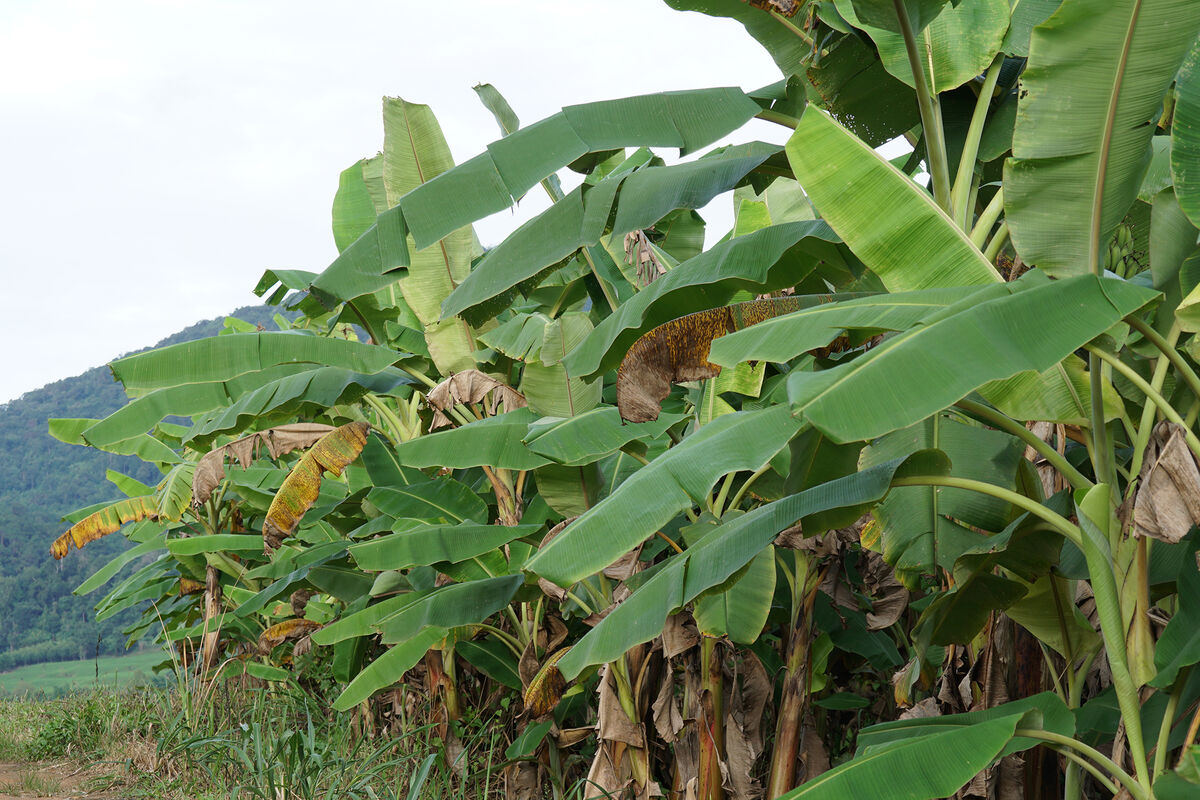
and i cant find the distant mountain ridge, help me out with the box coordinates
[0,304,286,673]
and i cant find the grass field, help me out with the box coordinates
[0,649,171,697]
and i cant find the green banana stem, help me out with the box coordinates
[951,54,1005,229]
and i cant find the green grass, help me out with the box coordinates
[0,649,170,697]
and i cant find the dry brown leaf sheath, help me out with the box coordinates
[262,421,370,550]
[51,495,160,559]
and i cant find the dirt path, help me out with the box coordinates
[0,761,119,799]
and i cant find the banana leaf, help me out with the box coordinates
[331,627,447,711]
[389,409,550,471]
[564,220,844,380]
[787,108,1002,291]
[837,0,1009,91]
[786,274,1158,443]
[109,333,401,392]
[708,286,978,367]
[525,404,804,588]
[440,142,778,324]
[1005,0,1200,276]
[555,450,951,678]
[523,407,685,466]
[349,522,541,571]
[1174,37,1200,227]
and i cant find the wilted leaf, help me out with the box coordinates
[193,423,335,506]
[263,422,370,550]
[1133,421,1200,543]
[179,577,205,596]
[51,496,160,559]
[524,647,571,719]
[427,369,526,429]
[259,618,323,654]
[616,298,803,422]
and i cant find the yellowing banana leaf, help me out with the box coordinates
[51,496,160,559]
[109,333,401,392]
[787,274,1157,443]
[192,423,336,506]
[1005,0,1200,276]
[526,404,803,588]
[259,618,322,653]
[565,220,844,380]
[263,422,370,550]
[787,108,1002,291]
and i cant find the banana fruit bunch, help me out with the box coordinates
[1103,223,1141,278]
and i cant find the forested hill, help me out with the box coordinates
[0,305,286,672]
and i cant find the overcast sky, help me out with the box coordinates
[0,1,793,405]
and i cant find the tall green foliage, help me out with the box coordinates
[50,2,1200,799]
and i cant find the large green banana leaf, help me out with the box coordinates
[787,274,1157,442]
[377,574,523,645]
[1005,0,1200,276]
[692,544,776,642]
[513,314,602,418]
[787,108,1002,290]
[366,480,488,525]
[525,404,803,588]
[378,97,479,372]
[861,414,1023,574]
[1173,37,1200,228]
[332,157,385,252]
[555,450,951,678]
[662,0,812,77]
[73,530,166,595]
[388,87,760,251]
[564,220,843,379]
[855,691,1074,758]
[183,368,410,448]
[523,408,685,466]
[783,715,1029,799]
[439,142,779,323]
[109,333,401,392]
[331,627,446,711]
[49,418,180,464]
[708,286,979,367]
[837,0,1009,92]
[78,363,302,449]
[388,409,550,471]
[348,522,541,571]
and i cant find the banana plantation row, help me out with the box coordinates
[48,1,1200,798]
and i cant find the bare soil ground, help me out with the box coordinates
[0,760,121,800]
